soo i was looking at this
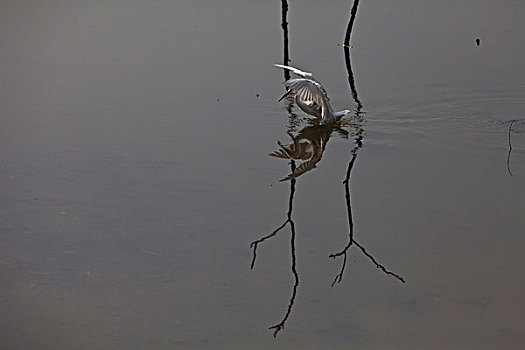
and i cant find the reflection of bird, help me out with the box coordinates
[275,64,351,124]
[270,124,333,181]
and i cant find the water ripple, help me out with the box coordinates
[366,86,525,153]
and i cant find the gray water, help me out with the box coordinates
[1,1,524,349]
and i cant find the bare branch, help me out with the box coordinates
[330,0,404,286]
[343,0,362,110]
[344,0,360,47]
[281,0,290,81]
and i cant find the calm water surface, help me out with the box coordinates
[1,0,524,349]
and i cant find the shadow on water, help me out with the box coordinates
[250,0,404,337]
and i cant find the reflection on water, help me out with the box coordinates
[270,123,338,182]
[329,1,403,287]
[250,0,404,337]
[329,126,405,285]
[250,160,298,337]
[507,119,516,176]
[506,119,525,176]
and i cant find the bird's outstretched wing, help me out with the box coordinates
[284,78,331,118]
[275,64,334,121]
[274,64,313,79]
[284,78,327,101]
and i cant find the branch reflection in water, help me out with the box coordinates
[330,1,405,286]
[506,119,517,176]
[249,160,298,338]
[250,112,367,338]
[249,0,297,337]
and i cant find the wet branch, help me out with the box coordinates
[281,0,290,80]
[330,0,404,286]
[344,0,360,47]
[344,0,362,110]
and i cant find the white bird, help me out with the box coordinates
[275,64,351,124]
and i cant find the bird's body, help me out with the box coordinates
[275,64,350,124]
